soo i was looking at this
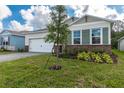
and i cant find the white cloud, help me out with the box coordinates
[0,5,12,20]
[20,9,33,21]
[17,5,51,31]
[9,5,124,31]
[10,20,33,31]
[70,5,89,17]
[70,5,124,20]
[0,5,12,32]
[29,6,51,30]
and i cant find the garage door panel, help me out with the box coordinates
[29,38,53,52]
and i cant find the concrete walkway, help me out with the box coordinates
[0,53,42,62]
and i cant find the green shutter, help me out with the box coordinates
[67,31,72,45]
[103,27,109,44]
[82,29,90,44]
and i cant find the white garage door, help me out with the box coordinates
[29,38,53,52]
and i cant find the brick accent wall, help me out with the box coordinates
[54,45,111,54]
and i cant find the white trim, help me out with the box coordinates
[80,30,82,45]
[69,14,115,26]
[70,21,108,27]
[90,29,92,45]
[90,27,102,45]
[108,24,111,44]
[72,30,81,45]
[118,36,124,41]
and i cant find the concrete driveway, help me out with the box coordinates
[0,52,42,63]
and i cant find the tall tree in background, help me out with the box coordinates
[112,20,124,32]
[45,5,70,59]
[111,20,124,49]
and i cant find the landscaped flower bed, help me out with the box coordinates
[77,51,118,64]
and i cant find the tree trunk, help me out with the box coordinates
[52,42,56,55]
[56,43,59,59]
[56,33,59,61]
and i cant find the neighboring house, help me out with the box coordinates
[0,30,25,51]
[23,14,114,53]
[118,36,124,51]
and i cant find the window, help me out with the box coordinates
[2,36,9,45]
[3,41,8,45]
[92,28,101,44]
[73,30,80,44]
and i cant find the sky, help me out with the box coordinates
[0,5,124,32]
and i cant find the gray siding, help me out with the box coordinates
[82,29,90,44]
[87,16,101,22]
[74,16,101,25]
[10,35,25,50]
[103,27,109,44]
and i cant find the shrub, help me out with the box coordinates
[90,52,96,61]
[66,47,78,55]
[18,48,24,52]
[90,53,103,63]
[73,47,79,55]
[102,53,113,64]
[76,51,116,64]
[0,47,8,52]
[94,54,103,63]
[0,49,4,52]
[77,52,90,61]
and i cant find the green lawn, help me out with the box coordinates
[0,51,16,55]
[0,50,124,88]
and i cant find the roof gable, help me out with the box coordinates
[118,36,124,41]
[0,30,24,36]
[0,30,11,35]
[64,17,79,25]
[70,14,115,26]
[20,28,48,35]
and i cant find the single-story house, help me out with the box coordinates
[23,14,115,53]
[118,36,124,51]
[0,30,25,51]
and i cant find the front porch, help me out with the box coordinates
[0,45,16,51]
[0,36,15,51]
